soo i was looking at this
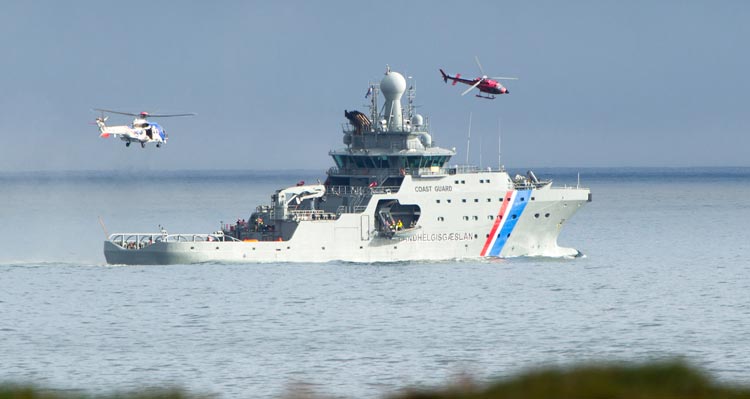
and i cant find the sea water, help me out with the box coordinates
[1,168,749,398]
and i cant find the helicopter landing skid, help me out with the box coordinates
[475,94,496,100]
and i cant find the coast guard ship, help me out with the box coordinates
[104,67,591,265]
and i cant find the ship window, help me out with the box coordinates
[447,199,452,203]
[373,155,391,169]
[487,198,491,202]
[545,213,550,218]
[363,157,376,168]
[488,215,494,220]
[520,197,525,201]
[531,197,535,201]
[487,179,491,183]
[472,216,478,220]
[462,199,467,203]
[333,155,344,168]
[480,179,484,183]
[474,199,479,202]
[438,216,444,221]
[463,216,469,221]
[512,214,517,219]
[534,213,540,218]
[474,234,478,239]
[455,180,459,184]
[499,198,503,202]
[436,199,440,203]
[461,180,465,184]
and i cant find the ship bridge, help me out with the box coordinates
[328,66,456,187]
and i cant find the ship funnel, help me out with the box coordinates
[380,67,406,131]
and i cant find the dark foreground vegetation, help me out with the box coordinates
[2,360,749,399]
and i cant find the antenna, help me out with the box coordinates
[97,216,109,239]
[498,117,504,171]
[479,133,483,168]
[466,112,472,165]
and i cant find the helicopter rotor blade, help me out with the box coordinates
[93,108,141,117]
[461,80,483,96]
[490,76,519,81]
[146,113,197,118]
[474,56,486,77]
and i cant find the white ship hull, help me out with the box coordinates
[104,173,590,265]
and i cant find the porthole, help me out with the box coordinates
[480,179,484,183]
[190,246,195,250]
[216,246,220,250]
[474,199,479,202]
[462,199,467,203]
[463,216,469,221]
[531,197,535,201]
[487,198,491,202]
[436,199,441,203]
[511,214,517,219]
[545,213,550,218]
[534,213,540,218]
[447,199,452,203]
[322,246,326,250]
[488,215,494,220]
[461,180,465,184]
[472,216,478,220]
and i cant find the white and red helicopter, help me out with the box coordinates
[440,56,518,100]
[94,108,195,148]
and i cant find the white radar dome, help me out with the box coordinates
[411,114,424,126]
[380,71,406,100]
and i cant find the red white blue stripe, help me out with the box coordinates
[480,189,532,257]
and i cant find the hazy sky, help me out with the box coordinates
[1,1,748,172]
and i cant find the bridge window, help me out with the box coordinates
[333,155,344,168]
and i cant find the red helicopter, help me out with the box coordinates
[440,56,518,99]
